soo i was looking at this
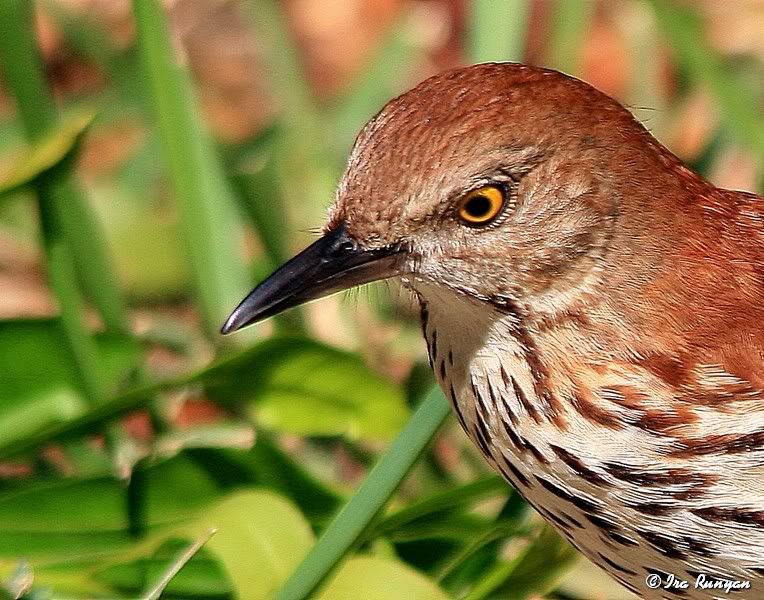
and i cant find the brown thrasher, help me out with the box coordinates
[222,63,764,599]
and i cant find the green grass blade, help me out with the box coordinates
[0,0,129,335]
[363,476,508,541]
[225,136,305,333]
[38,200,108,406]
[243,1,339,229]
[435,492,530,585]
[0,0,117,410]
[434,522,523,583]
[131,0,251,341]
[468,0,531,63]
[275,387,451,600]
[224,133,291,270]
[0,2,56,139]
[465,525,577,600]
[141,528,217,600]
[463,554,521,600]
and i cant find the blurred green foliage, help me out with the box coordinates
[0,0,761,599]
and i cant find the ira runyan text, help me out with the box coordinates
[645,572,751,594]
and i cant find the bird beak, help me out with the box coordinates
[221,224,405,334]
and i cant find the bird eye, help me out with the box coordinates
[457,185,505,226]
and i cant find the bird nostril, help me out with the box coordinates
[326,238,356,258]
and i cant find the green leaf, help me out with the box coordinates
[316,556,450,600]
[0,476,316,597]
[0,456,220,562]
[23,441,339,598]
[240,0,340,231]
[0,319,140,449]
[100,490,450,600]
[184,490,315,600]
[200,337,409,441]
[0,335,406,458]
[435,492,530,590]
[187,439,342,524]
[0,112,94,198]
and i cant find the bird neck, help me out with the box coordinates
[413,281,736,594]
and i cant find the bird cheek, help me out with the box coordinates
[408,255,440,283]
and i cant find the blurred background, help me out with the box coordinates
[0,1,762,599]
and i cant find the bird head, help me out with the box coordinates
[222,62,677,334]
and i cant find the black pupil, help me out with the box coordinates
[466,194,492,218]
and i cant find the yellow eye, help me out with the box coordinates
[457,185,505,226]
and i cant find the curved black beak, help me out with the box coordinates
[221,225,405,334]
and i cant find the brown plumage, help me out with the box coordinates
[224,63,764,599]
